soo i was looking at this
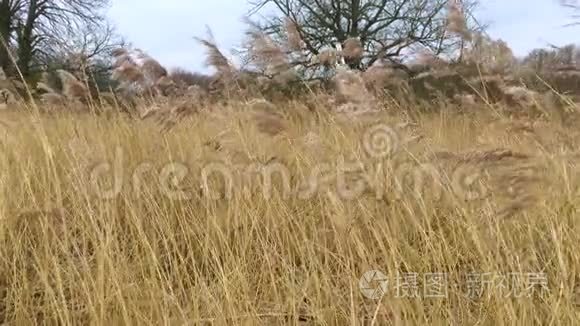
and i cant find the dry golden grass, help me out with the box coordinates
[0,94,579,325]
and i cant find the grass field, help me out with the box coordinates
[0,98,579,324]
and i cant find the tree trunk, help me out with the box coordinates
[347,0,362,69]
[0,0,14,74]
[17,0,37,78]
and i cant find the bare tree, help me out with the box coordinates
[249,0,479,71]
[38,19,126,92]
[558,1,580,26]
[15,0,112,77]
[523,44,580,72]
[40,20,125,71]
[0,0,24,73]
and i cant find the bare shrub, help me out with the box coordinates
[170,68,212,89]
[463,33,516,74]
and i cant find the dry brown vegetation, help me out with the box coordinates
[0,4,580,325]
[1,90,580,324]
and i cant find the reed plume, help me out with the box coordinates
[334,67,371,104]
[133,50,168,85]
[40,92,67,107]
[446,0,472,41]
[246,25,290,76]
[332,66,381,119]
[195,28,236,79]
[57,70,88,101]
[430,148,545,217]
[316,49,338,67]
[342,37,364,60]
[112,61,145,84]
[284,18,305,51]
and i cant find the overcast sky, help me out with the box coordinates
[108,0,580,73]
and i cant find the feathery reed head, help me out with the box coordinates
[141,57,168,83]
[316,49,338,67]
[446,0,471,41]
[40,92,67,107]
[362,61,393,85]
[195,34,236,78]
[112,61,145,83]
[112,48,129,58]
[155,76,178,96]
[35,71,60,96]
[342,37,364,60]
[284,18,305,51]
[246,26,290,76]
[36,81,57,94]
[333,66,376,108]
[57,69,88,100]
[112,48,132,69]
